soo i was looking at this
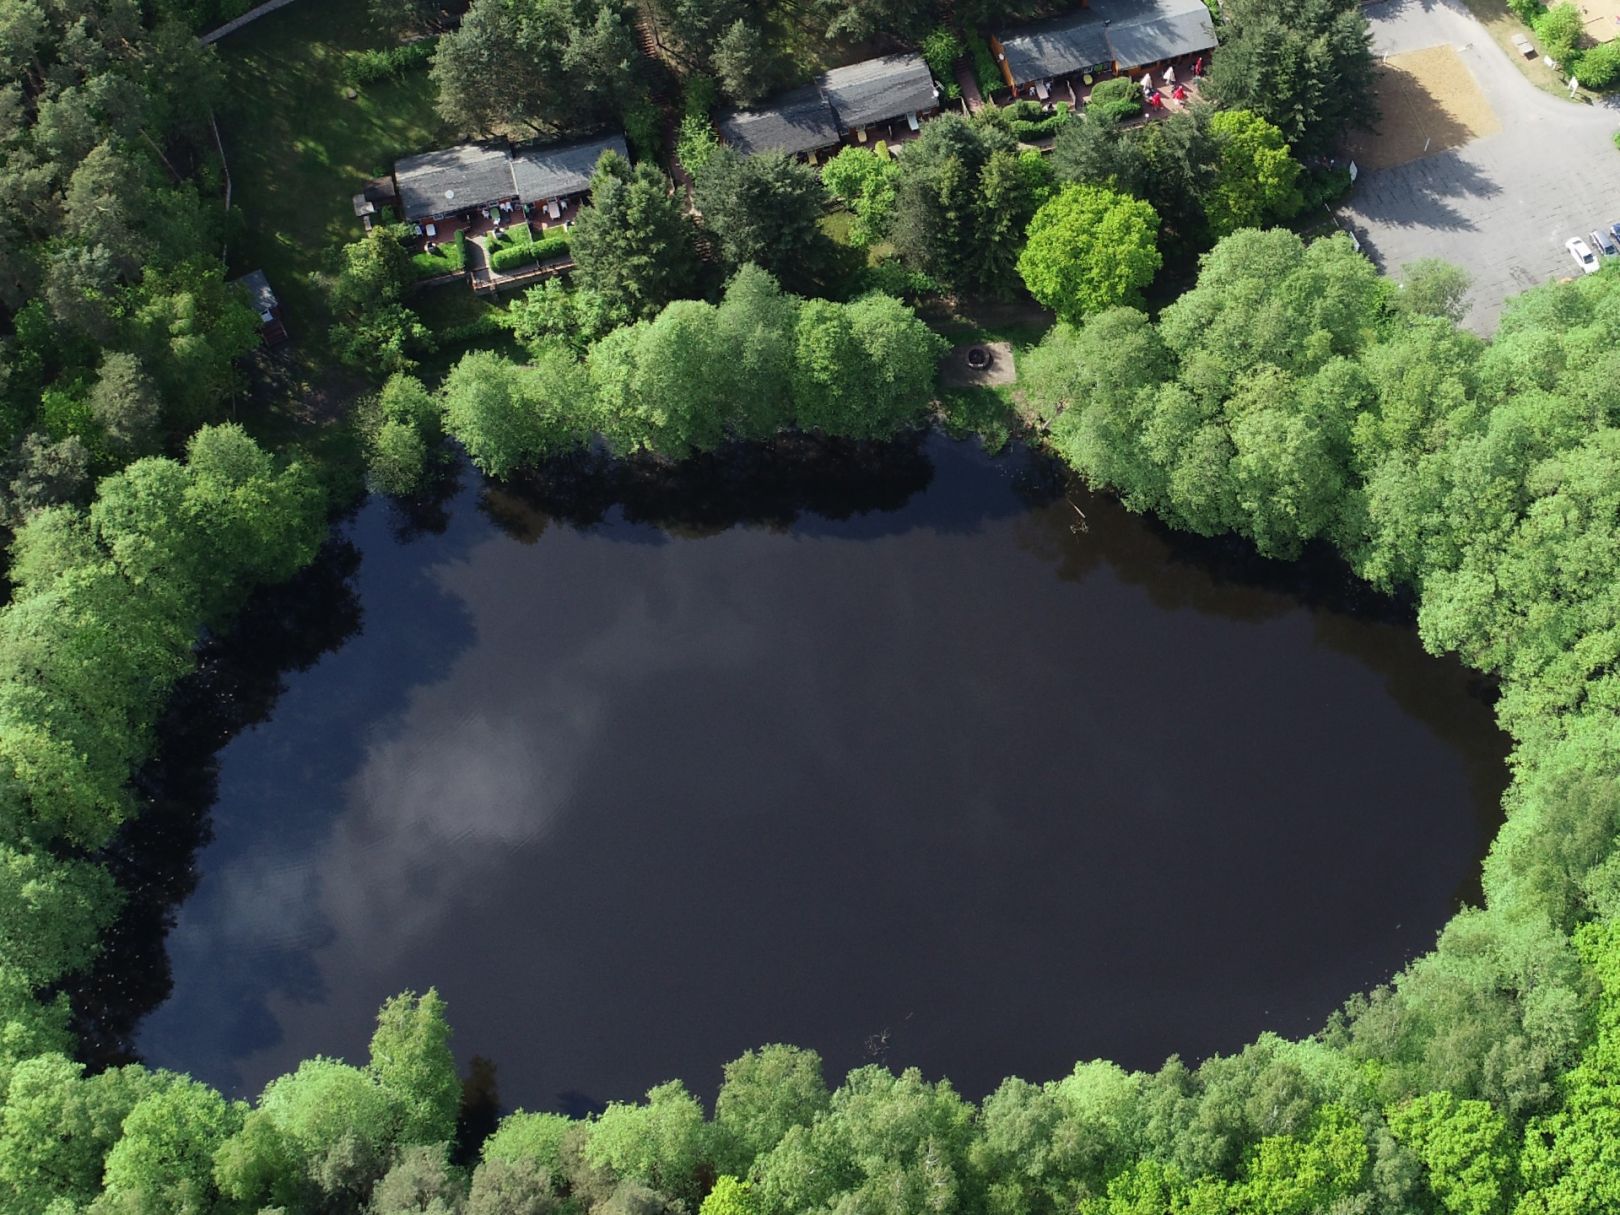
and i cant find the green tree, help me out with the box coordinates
[467,1156,560,1215]
[1205,0,1377,153]
[86,351,162,462]
[692,150,829,288]
[98,1078,244,1215]
[370,1144,466,1215]
[1017,185,1162,323]
[359,374,443,497]
[790,295,945,439]
[1205,110,1302,237]
[714,1045,829,1172]
[369,988,461,1147]
[484,1111,573,1188]
[584,1081,711,1206]
[215,1058,406,1213]
[699,1175,756,1215]
[1516,921,1620,1214]
[441,348,594,477]
[889,114,1015,290]
[1397,259,1473,323]
[0,1055,163,1215]
[1386,1091,1512,1215]
[0,846,117,989]
[570,152,701,325]
[712,19,775,105]
[821,146,901,248]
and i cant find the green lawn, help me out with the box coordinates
[214,0,450,357]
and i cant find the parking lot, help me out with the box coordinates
[1339,0,1620,332]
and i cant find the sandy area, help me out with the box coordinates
[1578,0,1620,42]
[1348,44,1502,171]
[940,341,1017,389]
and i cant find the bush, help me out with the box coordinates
[1087,77,1142,124]
[677,114,720,174]
[341,38,436,87]
[1299,165,1354,210]
[489,231,571,274]
[1574,38,1620,89]
[860,257,944,300]
[1010,100,1071,141]
[970,33,1002,98]
[1533,2,1584,67]
[1509,0,1546,22]
[922,27,964,99]
[622,95,661,163]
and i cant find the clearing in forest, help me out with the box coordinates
[1348,44,1501,171]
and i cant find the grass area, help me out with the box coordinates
[925,298,1057,449]
[1457,0,1600,99]
[409,289,523,381]
[214,0,450,364]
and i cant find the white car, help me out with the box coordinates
[1568,237,1601,275]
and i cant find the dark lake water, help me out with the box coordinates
[127,434,1506,1111]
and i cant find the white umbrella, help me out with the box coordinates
[1163,64,1177,85]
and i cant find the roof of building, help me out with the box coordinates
[717,85,842,156]
[998,0,1215,84]
[1095,0,1216,70]
[999,12,1114,85]
[232,270,277,320]
[818,52,938,130]
[511,132,629,203]
[395,143,516,219]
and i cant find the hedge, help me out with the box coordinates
[490,231,571,274]
[1009,100,1072,141]
[409,229,467,280]
[970,32,1002,98]
[342,38,436,87]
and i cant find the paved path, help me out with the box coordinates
[199,0,297,44]
[1339,0,1620,332]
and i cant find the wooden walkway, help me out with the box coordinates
[955,62,986,113]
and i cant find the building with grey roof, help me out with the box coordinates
[394,143,516,221]
[232,269,287,344]
[1094,0,1217,70]
[716,85,842,157]
[994,0,1216,90]
[818,52,939,132]
[511,132,629,205]
[996,13,1113,88]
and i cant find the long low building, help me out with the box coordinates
[994,0,1217,93]
[391,133,627,224]
[395,143,516,223]
[716,51,941,159]
[717,85,842,158]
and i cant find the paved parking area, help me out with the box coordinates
[1339,0,1620,332]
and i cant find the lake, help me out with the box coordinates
[124,434,1506,1112]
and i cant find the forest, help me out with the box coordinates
[4,0,1620,1211]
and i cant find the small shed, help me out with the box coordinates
[394,143,517,222]
[717,85,842,158]
[511,132,629,207]
[818,52,939,132]
[352,175,398,229]
[232,270,287,345]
